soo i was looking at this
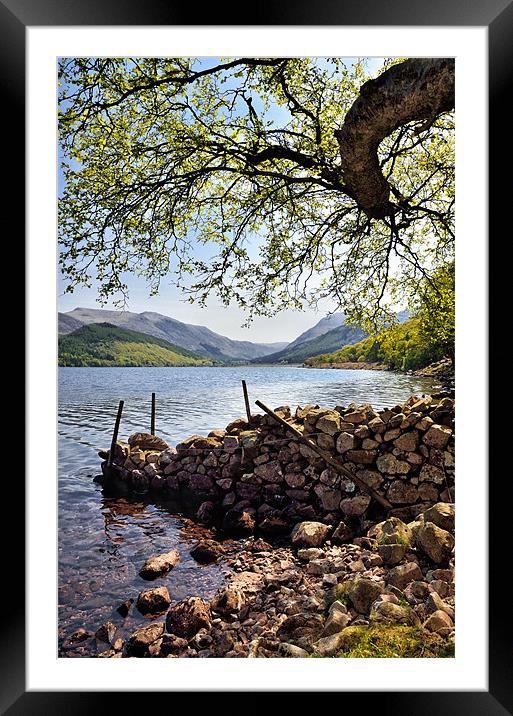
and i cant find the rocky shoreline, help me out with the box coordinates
[62,391,456,658]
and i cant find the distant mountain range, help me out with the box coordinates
[252,320,366,364]
[59,323,213,367]
[58,307,410,367]
[58,308,288,363]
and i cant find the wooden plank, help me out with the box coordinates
[241,380,251,422]
[151,392,156,435]
[255,399,392,511]
[108,400,124,467]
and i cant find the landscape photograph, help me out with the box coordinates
[58,56,455,660]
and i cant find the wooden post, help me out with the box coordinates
[255,399,393,511]
[151,392,156,435]
[241,380,251,423]
[108,400,124,467]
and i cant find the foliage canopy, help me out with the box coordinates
[59,57,454,330]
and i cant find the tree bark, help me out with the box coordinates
[335,58,455,220]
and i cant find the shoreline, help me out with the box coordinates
[62,391,455,658]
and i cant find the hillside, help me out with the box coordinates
[58,323,214,367]
[305,317,446,372]
[285,313,347,349]
[252,323,366,364]
[59,308,288,362]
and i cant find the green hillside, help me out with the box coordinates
[58,323,214,367]
[252,324,366,364]
[305,317,444,371]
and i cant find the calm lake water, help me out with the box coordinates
[58,366,438,652]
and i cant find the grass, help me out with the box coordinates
[335,625,454,658]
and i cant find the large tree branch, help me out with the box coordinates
[335,58,455,219]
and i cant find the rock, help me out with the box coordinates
[387,480,419,505]
[66,628,91,645]
[290,521,331,547]
[344,410,367,424]
[345,449,377,465]
[95,621,117,644]
[393,431,419,452]
[312,631,347,657]
[368,417,386,434]
[418,483,440,502]
[419,464,445,484]
[254,460,283,483]
[386,562,423,590]
[331,520,353,543]
[222,509,255,535]
[376,454,410,475]
[423,502,455,532]
[417,522,454,563]
[423,609,454,635]
[116,598,134,618]
[322,608,351,636]
[314,484,341,511]
[335,432,357,454]
[166,597,212,638]
[371,517,413,546]
[370,601,420,626]
[136,586,171,615]
[340,495,371,516]
[317,433,335,450]
[423,424,452,449]
[188,474,215,493]
[356,469,383,491]
[276,612,324,645]
[347,577,385,614]
[316,412,342,435]
[124,622,165,657]
[425,592,455,619]
[160,633,189,656]
[378,543,408,565]
[211,587,246,615]
[128,432,169,452]
[278,643,309,658]
[297,547,323,561]
[190,540,224,564]
[196,501,215,524]
[383,428,401,441]
[139,549,180,579]
[258,516,289,533]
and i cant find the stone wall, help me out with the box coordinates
[100,392,455,535]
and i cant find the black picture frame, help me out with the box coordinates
[4,0,509,711]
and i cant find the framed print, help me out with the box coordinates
[3,0,510,711]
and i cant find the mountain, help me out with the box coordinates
[252,323,366,364]
[286,313,347,349]
[58,323,214,367]
[58,313,84,334]
[58,308,288,362]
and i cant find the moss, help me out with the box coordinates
[334,625,454,658]
[324,583,350,613]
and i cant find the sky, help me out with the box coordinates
[58,57,383,344]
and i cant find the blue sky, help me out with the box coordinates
[58,57,384,343]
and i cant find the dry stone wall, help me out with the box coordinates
[100,392,455,534]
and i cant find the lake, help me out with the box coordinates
[58,365,438,653]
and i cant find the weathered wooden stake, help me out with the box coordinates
[151,392,156,435]
[255,399,393,512]
[241,380,251,422]
[108,400,124,467]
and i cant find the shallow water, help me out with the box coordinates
[58,365,438,652]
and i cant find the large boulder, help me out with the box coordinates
[210,587,246,616]
[136,586,171,615]
[123,622,165,657]
[386,562,423,590]
[423,503,455,532]
[190,540,224,564]
[166,597,212,638]
[347,577,385,614]
[139,549,180,579]
[416,522,454,564]
[370,601,420,627]
[128,432,169,452]
[290,521,331,547]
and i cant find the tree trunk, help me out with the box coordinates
[335,58,455,220]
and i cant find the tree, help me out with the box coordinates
[58,57,454,330]
[417,261,455,363]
